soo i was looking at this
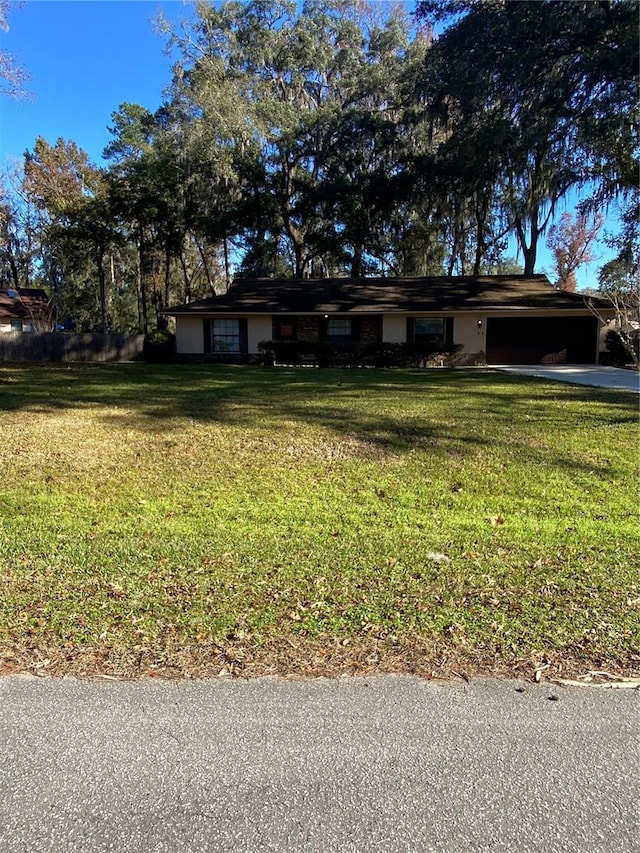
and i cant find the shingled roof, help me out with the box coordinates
[0,287,50,321]
[165,275,611,315]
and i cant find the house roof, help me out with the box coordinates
[0,288,50,321]
[164,275,612,315]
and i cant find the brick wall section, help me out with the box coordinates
[275,316,382,343]
[297,317,321,342]
[359,317,382,343]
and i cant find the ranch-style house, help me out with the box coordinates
[163,275,613,366]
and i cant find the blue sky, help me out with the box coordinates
[0,0,612,286]
[0,0,191,167]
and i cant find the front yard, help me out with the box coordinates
[0,364,638,679]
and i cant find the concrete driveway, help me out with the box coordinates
[495,364,640,393]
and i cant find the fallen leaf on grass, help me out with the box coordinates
[534,663,550,682]
[489,515,505,526]
[108,582,126,599]
[425,552,451,564]
[452,670,470,682]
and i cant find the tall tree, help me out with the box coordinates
[546,211,603,292]
[0,168,39,289]
[23,137,116,332]
[415,0,638,275]
[163,0,427,277]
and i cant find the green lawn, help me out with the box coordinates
[0,363,638,679]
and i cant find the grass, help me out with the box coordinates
[0,363,638,680]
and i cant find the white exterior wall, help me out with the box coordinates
[382,313,487,356]
[452,313,486,355]
[248,316,272,353]
[175,316,205,354]
[175,315,272,355]
[0,321,28,333]
[382,315,406,344]
[176,311,604,359]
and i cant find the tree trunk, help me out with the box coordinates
[7,248,20,291]
[350,240,366,278]
[293,241,305,278]
[194,238,214,293]
[473,195,490,275]
[164,241,171,311]
[96,245,107,334]
[137,225,149,336]
[223,236,231,289]
[179,249,191,303]
[514,213,538,276]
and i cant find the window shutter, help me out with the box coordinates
[351,318,361,343]
[445,317,454,345]
[406,318,415,344]
[239,318,248,353]
[203,319,212,353]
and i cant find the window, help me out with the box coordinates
[10,319,23,332]
[326,318,351,337]
[204,318,248,354]
[414,318,445,340]
[274,319,297,340]
[408,317,453,346]
[212,319,240,352]
[325,317,353,343]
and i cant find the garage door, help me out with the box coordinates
[486,316,598,365]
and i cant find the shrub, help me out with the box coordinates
[257,340,463,368]
[604,329,640,367]
[144,330,176,363]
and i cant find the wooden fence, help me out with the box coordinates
[0,332,145,363]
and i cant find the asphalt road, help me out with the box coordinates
[1,675,638,852]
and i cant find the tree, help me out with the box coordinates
[105,101,227,333]
[591,259,639,368]
[162,0,427,277]
[23,137,117,332]
[18,291,57,332]
[415,0,638,275]
[590,221,640,367]
[0,0,29,99]
[0,167,39,289]
[546,211,603,292]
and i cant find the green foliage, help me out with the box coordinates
[1,0,636,332]
[143,329,176,363]
[257,339,462,368]
[166,0,429,277]
[604,329,640,366]
[596,253,640,367]
[415,0,638,274]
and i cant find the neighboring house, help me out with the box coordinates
[0,288,52,333]
[163,275,614,365]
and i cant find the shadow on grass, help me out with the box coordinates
[0,363,636,461]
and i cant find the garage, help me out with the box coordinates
[486,316,599,365]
